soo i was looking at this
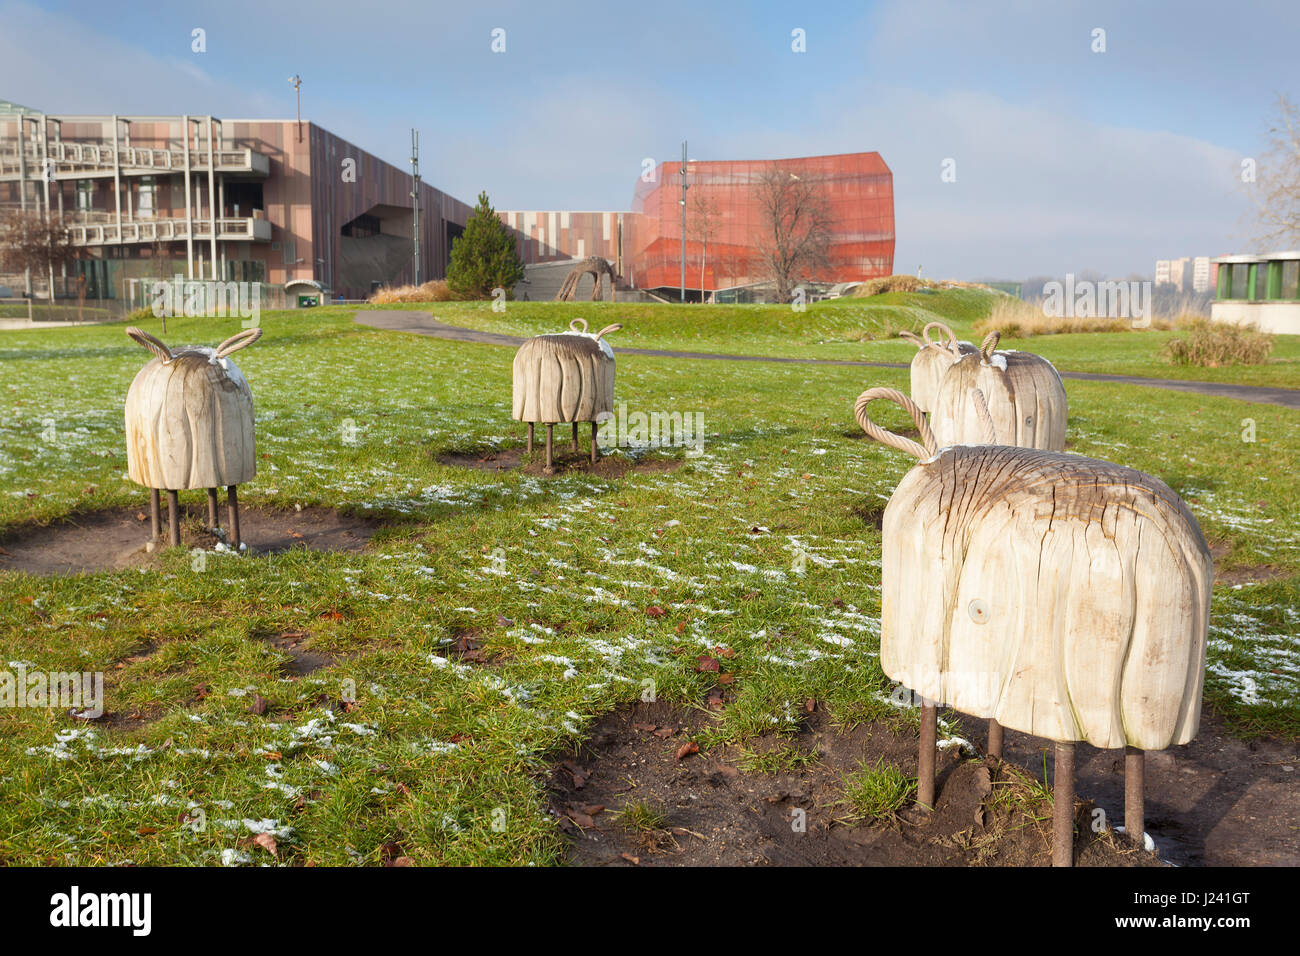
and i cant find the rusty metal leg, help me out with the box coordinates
[1053,742,1075,867]
[988,719,1003,761]
[590,421,598,464]
[918,702,937,810]
[571,421,579,452]
[227,485,241,551]
[207,488,219,529]
[149,488,161,541]
[166,490,180,547]
[527,422,534,454]
[1125,746,1144,849]
[544,424,554,473]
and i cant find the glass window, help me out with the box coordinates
[137,176,155,219]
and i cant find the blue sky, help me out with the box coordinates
[2,0,1293,278]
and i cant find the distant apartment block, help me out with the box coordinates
[1155,255,1215,293]
[0,102,472,301]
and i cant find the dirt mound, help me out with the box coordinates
[438,445,683,478]
[0,505,381,576]
[545,701,1156,867]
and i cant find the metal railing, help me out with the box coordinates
[67,216,273,246]
[0,141,270,178]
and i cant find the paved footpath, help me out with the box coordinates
[355,310,1300,409]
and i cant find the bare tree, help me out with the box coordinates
[690,191,720,300]
[1246,94,1300,248]
[755,166,832,302]
[0,208,78,299]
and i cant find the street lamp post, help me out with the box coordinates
[288,75,303,143]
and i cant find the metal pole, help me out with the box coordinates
[149,488,161,541]
[679,141,687,304]
[987,719,1003,761]
[206,117,218,279]
[182,116,194,279]
[590,421,598,464]
[544,424,554,473]
[918,702,937,810]
[1125,746,1145,850]
[166,490,181,547]
[227,485,241,551]
[1053,742,1075,867]
[410,129,421,285]
[207,488,219,529]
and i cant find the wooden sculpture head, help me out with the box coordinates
[899,321,976,414]
[929,330,1068,451]
[123,327,262,491]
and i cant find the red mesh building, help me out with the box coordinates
[625,151,894,297]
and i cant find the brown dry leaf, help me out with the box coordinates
[675,742,700,760]
[717,673,735,685]
[804,698,816,713]
[136,826,157,836]
[620,852,640,865]
[251,832,278,858]
[715,647,735,659]
[645,605,666,617]
[319,610,344,622]
[632,722,658,732]
[391,856,414,867]
[695,656,720,673]
[263,751,283,761]
[652,727,676,738]
[249,695,268,716]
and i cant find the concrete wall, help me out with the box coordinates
[1211,301,1300,335]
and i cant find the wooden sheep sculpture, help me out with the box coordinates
[929,330,1068,451]
[512,318,621,473]
[124,326,262,549]
[855,387,1212,865]
[898,321,976,413]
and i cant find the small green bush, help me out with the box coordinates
[841,757,915,821]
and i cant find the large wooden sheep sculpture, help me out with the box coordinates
[855,387,1212,865]
[512,318,621,473]
[124,326,262,550]
[898,321,976,413]
[929,330,1068,451]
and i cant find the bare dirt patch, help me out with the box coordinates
[545,701,1157,867]
[1208,538,1288,588]
[438,445,683,478]
[0,505,382,576]
[254,629,335,676]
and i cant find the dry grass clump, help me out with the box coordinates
[1162,319,1275,367]
[975,296,1176,337]
[368,280,454,304]
[854,275,992,297]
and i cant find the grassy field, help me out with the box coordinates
[391,288,1300,388]
[0,294,1297,866]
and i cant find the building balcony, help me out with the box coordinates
[67,214,273,246]
[0,141,271,181]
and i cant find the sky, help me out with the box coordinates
[1,0,1294,279]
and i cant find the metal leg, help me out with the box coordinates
[988,719,1003,761]
[918,701,937,810]
[149,488,161,541]
[1053,742,1075,867]
[227,485,241,551]
[527,422,534,454]
[571,422,579,452]
[590,421,598,464]
[166,490,180,547]
[544,424,554,473]
[207,487,219,529]
[1125,746,1145,849]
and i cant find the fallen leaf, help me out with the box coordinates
[653,727,676,738]
[675,742,699,760]
[251,832,278,857]
[632,722,658,732]
[620,852,640,865]
[695,656,720,673]
[248,695,268,716]
[717,673,735,685]
[645,605,666,617]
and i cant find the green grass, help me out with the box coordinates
[840,757,915,820]
[375,288,1300,388]
[0,297,1296,865]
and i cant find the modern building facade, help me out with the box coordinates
[500,151,895,300]
[1211,251,1300,334]
[0,104,473,302]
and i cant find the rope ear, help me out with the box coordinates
[594,323,622,341]
[921,321,960,356]
[970,387,998,444]
[569,318,589,333]
[898,330,924,348]
[125,327,172,363]
[854,387,938,461]
[215,327,263,358]
[979,330,1001,363]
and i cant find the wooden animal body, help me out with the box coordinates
[124,327,261,490]
[930,331,1067,451]
[899,322,976,413]
[856,387,1212,752]
[512,318,620,424]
